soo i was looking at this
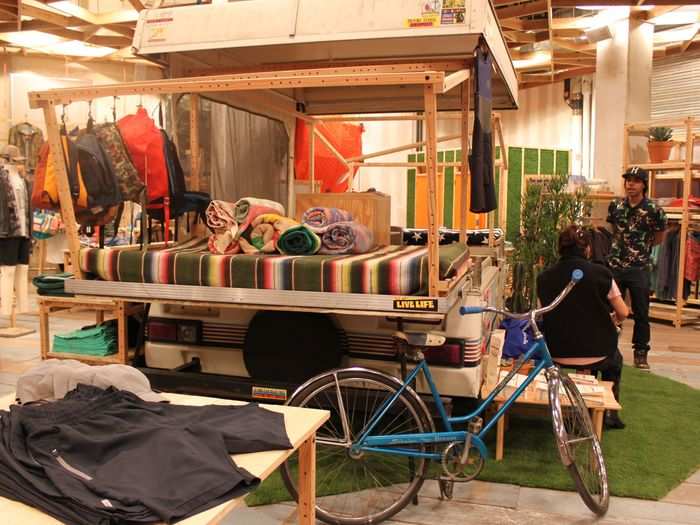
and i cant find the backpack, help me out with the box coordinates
[93,122,144,203]
[31,137,89,211]
[117,107,169,204]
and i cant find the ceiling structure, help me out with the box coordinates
[0,1,699,86]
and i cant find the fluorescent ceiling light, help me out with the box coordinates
[0,31,116,58]
[585,25,613,43]
[652,9,700,27]
[0,31,63,48]
[653,24,700,44]
[513,51,552,70]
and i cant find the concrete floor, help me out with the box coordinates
[0,294,698,524]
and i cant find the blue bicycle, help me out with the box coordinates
[281,270,608,524]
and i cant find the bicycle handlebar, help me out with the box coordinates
[459,269,583,319]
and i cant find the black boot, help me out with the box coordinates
[633,351,650,371]
[604,410,626,430]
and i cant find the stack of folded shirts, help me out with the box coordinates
[53,321,117,357]
[31,272,74,297]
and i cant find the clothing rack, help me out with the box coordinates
[623,117,700,327]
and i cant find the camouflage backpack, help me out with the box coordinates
[93,122,144,202]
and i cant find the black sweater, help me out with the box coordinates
[537,256,617,359]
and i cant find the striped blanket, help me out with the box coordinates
[80,239,469,295]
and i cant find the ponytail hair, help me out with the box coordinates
[558,225,592,258]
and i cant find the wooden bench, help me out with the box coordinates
[38,296,144,365]
[482,375,622,461]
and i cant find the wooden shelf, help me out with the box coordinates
[654,172,700,180]
[631,162,700,171]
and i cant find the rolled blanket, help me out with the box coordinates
[208,225,241,255]
[205,200,237,231]
[239,213,298,254]
[302,207,353,232]
[319,221,374,255]
[234,197,285,223]
[277,225,321,255]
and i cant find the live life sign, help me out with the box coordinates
[393,298,438,312]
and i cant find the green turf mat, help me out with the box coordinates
[246,366,700,506]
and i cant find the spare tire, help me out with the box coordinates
[244,311,342,383]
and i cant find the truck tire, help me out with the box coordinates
[243,311,342,383]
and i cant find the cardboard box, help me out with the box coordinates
[295,191,391,246]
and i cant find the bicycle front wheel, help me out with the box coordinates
[548,368,609,516]
[281,367,434,525]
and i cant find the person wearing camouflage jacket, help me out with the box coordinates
[606,167,667,370]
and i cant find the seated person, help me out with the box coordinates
[537,225,628,429]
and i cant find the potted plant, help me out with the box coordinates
[647,126,674,164]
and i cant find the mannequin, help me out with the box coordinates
[0,145,34,337]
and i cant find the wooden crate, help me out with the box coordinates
[295,191,391,246]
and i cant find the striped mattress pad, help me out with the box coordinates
[79,238,470,296]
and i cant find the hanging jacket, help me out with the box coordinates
[8,122,44,171]
[0,167,32,239]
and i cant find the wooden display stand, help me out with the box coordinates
[481,367,621,461]
[0,392,329,525]
[623,117,700,328]
[38,296,144,365]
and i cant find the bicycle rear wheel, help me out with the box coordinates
[548,368,609,516]
[281,368,434,525]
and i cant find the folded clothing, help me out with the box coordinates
[234,197,285,231]
[277,225,321,255]
[16,359,165,404]
[31,272,74,297]
[205,200,237,231]
[0,384,291,524]
[53,321,117,357]
[318,221,374,254]
[302,207,353,231]
[239,213,298,254]
[403,227,503,246]
[208,224,241,255]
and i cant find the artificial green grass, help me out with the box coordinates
[246,366,700,506]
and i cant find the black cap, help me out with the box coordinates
[622,166,649,183]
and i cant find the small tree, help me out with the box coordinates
[509,173,591,312]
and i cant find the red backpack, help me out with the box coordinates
[117,108,168,203]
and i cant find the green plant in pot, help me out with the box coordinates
[647,126,674,164]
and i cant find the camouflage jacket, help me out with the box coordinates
[606,197,667,269]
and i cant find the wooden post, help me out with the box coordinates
[309,122,316,193]
[39,303,50,359]
[495,115,508,237]
[675,118,693,328]
[423,84,440,296]
[189,93,201,191]
[489,113,497,247]
[41,102,82,279]
[117,301,127,364]
[459,77,471,244]
[297,434,316,525]
[287,120,296,217]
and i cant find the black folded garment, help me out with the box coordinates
[0,384,292,523]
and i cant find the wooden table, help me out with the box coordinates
[482,378,622,461]
[38,296,144,365]
[0,392,329,524]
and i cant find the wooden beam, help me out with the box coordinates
[496,0,547,20]
[553,28,585,38]
[443,69,470,93]
[127,0,145,11]
[552,38,596,55]
[41,101,82,279]
[104,23,136,38]
[554,66,596,81]
[460,77,471,244]
[20,0,78,26]
[504,31,537,43]
[29,68,445,108]
[189,94,200,192]
[681,27,700,53]
[521,19,549,31]
[28,25,131,48]
[499,18,524,31]
[547,0,554,81]
[424,83,440,297]
[347,133,462,162]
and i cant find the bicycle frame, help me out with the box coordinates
[353,335,555,462]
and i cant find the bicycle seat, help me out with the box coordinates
[393,331,446,347]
